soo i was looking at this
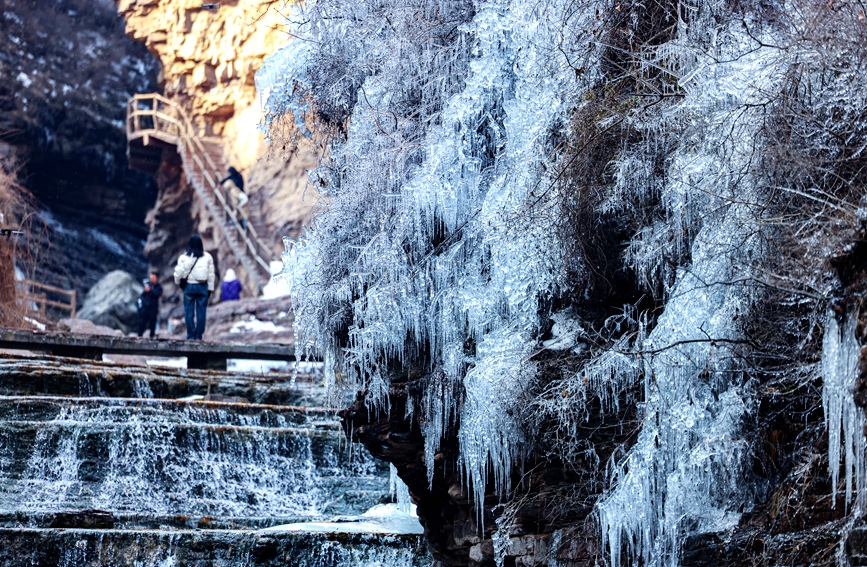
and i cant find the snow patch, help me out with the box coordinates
[228,317,286,334]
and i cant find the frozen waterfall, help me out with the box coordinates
[256,0,867,565]
[823,312,867,514]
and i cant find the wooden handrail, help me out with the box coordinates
[127,94,272,285]
[15,279,76,319]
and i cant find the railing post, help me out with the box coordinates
[134,100,141,132]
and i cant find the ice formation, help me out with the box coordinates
[823,312,866,513]
[594,9,790,566]
[389,464,414,516]
[257,0,861,565]
[261,0,597,515]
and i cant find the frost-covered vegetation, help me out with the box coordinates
[259,0,867,564]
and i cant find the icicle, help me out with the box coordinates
[389,464,414,515]
[596,3,787,565]
[822,310,866,512]
[271,0,600,522]
[492,503,518,567]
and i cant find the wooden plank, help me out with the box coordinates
[0,328,304,362]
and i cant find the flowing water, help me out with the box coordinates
[0,354,428,566]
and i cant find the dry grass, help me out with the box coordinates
[0,159,35,328]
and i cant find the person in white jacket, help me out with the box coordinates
[173,234,215,340]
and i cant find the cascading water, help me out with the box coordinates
[0,396,379,520]
[0,353,428,566]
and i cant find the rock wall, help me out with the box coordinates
[0,0,160,301]
[117,0,318,314]
[0,0,158,221]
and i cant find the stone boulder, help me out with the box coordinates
[56,317,124,338]
[78,271,143,334]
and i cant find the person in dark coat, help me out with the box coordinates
[221,268,242,301]
[219,166,248,229]
[137,272,163,338]
[219,166,244,192]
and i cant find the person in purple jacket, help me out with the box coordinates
[221,268,242,301]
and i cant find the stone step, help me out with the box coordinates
[0,511,313,530]
[0,474,389,522]
[0,396,338,429]
[0,353,325,406]
[0,502,399,531]
[0,527,430,567]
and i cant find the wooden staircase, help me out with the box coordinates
[126,94,272,291]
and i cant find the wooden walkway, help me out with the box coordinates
[0,328,301,371]
[126,93,273,291]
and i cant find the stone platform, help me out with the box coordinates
[0,328,306,370]
[0,528,429,567]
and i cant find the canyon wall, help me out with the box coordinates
[117,0,317,316]
[0,0,159,299]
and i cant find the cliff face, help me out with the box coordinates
[116,0,317,313]
[0,0,158,219]
[0,0,160,297]
[266,0,867,566]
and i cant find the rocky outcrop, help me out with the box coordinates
[25,211,151,308]
[0,0,160,302]
[0,0,158,222]
[77,270,143,334]
[116,0,318,313]
[334,221,867,567]
[57,317,124,338]
[164,295,295,343]
[340,373,632,567]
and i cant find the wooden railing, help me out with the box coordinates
[16,279,76,320]
[126,93,272,289]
